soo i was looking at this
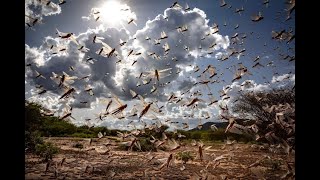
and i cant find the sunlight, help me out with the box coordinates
[99,1,132,25]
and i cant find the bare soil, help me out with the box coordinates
[25,137,294,179]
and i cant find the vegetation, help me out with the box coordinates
[232,88,295,123]
[35,142,59,162]
[25,100,257,155]
[172,129,254,143]
[116,143,128,151]
[261,158,282,171]
[143,125,170,139]
[225,87,295,149]
[135,138,156,152]
[117,137,161,152]
[25,101,125,140]
[25,101,115,159]
[73,142,84,149]
[25,130,44,152]
[176,151,194,164]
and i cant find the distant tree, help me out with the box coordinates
[41,118,77,136]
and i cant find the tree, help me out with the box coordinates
[224,88,295,153]
[25,101,44,133]
[232,88,295,123]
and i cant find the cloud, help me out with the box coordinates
[112,7,230,100]
[27,91,62,113]
[25,0,62,27]
[25,44,45,66]
[25,26,132,108]
[81,16,90,21]
[271,73,295,84]
[25,6,234,129]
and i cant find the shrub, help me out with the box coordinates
[271,161,281,171]
[200,132,211,141]
[70,132,95,138]
[25,131,44,153]
[110,130,119,136]
[158,146,167,151]
[25,102,44,133]
[176,151,194,164]
[261,158,282,171]
[190,132,202,140]
[134,138,156,152]
[91,127,109,135]
[143,125,169,139]
[116,138,157,152]
[116,143,128,151]
[73,142,84,149]
[229,88,295,148]
[41,118,77,137]
[35,142,59,162]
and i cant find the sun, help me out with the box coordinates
[99,1,132,25]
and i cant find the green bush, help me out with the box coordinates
[176,151,194,163]
[91,127,109,135]
[158,146,167,151]
[134,138,156,152]
[271,161,281,171]
[41,118,77,137]
[117,138,157,152]
[25,131,44,152]
[261,158,282,171]
[25,102,44,133]
[200,132,211,141]
[143,125,169,139]
[190,131,202,140]
[110,130,119,136]
[25,101,114,138]
[35,142,59,162]
[116,143,128,151]
[73,142,84,149]
[177,128,254,143]
[70,132,95,138]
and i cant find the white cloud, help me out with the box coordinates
[25,0,62,27]
[25,44,45,66]
[81,16,90,21]
[271,73,295,84]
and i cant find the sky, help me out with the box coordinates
[25,0,295,131]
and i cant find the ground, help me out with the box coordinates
[25,137,294,179]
